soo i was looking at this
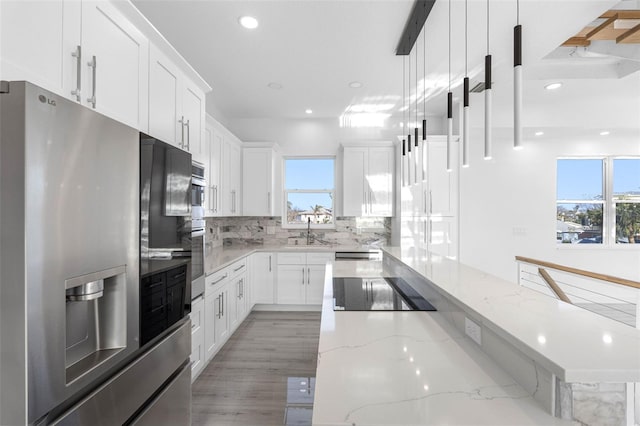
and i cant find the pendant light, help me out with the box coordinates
[513,0,523,150]
[462,0,470,168]
[408,51,412,152]
[422,16,427,142]
[446,0,453,173]
[414,19,419,148]
[484,0,492,160]
[402,56,406,157]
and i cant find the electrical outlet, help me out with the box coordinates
[464,317,482,346]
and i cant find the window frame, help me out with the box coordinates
[556,156,640,248]
[282,156,336,230]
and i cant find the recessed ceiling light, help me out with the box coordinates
[535,131,544,136]
[267,82,283,90]
[305,109,313,114]
[348,81,363,88]
[544,82,562,90]
[238,16,258,29]
[600,130,610,136]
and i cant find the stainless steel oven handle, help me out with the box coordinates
[192,229,205,238]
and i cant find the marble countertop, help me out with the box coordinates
[204,244,378,276]
[382,247,640,383]
[312,261,570,426]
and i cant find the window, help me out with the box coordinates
[556,157,640,245]
[284,158,335,228]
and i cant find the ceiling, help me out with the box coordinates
[132,0,640,134]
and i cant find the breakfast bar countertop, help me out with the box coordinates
[311,260,571,426]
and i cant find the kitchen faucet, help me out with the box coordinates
[307,217,311,245]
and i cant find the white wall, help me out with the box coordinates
[459,126,640,283]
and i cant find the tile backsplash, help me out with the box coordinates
[206,217,390,248]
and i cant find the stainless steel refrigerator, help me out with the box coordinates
[0,81,191,425]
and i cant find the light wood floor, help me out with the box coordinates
[192,311,321,426]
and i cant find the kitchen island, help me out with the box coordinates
[313,248,640,425]
[312,258,571,425]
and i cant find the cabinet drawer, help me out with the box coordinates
[166,265,187,287]
[228,258,247,277]
[206,267,230,291]
[306,252,334,265]
[141,273,166,295]
[277,252,307,265]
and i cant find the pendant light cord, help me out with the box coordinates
[487,0,490,54]
[448,0,451,92]
[465,0,468,76]
[403,56,406,132]
[415,20,418,127]
[423,17,426,117]
[517,0,520,25]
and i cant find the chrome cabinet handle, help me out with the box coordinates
[221,293,224,316]
[267,191,271,212]
[240,279,244,298]
[178,116,185,148]
[233,264,245,272]
[268,255,271,272]
[307,267,310,285]
[424,190,428,214]
[217,295,221,319]
[185,119,191,151]
[302,268,305,285]
[86,55,96,108]
[213,185,218,213]
[71,45,81,101]
[212,273,227,285]
[429,191,433,214]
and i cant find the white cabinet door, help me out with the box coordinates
[343,147,367,216]
[81,1,148,129]
[250,253,275,304]
[276,265,306,304]
[207,126,222,216]
[0,0,81,99]
[182,79,205,161]
[190,296,205,381]
[204,290,217,362]
[306,265,325,305]
[368,147,394,216]
[148,45,179,145]
[242,149,272,216]
[428,217,457,259]
[427,141,455,216]
[221,138,242,216]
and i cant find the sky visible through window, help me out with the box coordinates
[285,158,334,211]
[557,159,640,200]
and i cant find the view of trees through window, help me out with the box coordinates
[557,158,640,244]
[284,158,335,226]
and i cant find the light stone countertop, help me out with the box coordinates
[312,260,571,426]
[204,244,378,276]
[382,247,640,383]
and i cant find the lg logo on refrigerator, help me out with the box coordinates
[38,94,56,106]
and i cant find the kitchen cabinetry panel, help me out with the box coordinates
[427,141,455,216]
[221,136,242,216]
[190,296,204,381]
[343,145,394,217]
[250,252,275,304]
[276,265,307,305]
[182,81,205,163]
[148,46,179,145]
[242,147,279,216]
[81,1,148,129]
[277,252,332,305]
[0,0,80,99]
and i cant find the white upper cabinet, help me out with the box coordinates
[0,0,81,99]
[343,144,394,217]
[0,0,149,129]
[221,135,242,216]
[81,1,148,129]
[148,44,205,160]
[242,144,281,217]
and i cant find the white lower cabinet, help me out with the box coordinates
[249,252,275,304]
[190,295,204,382]
[276,252,333,305]
[204,268,230,362]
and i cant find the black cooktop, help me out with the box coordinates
[332,277,436,311]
